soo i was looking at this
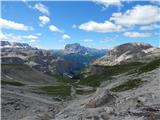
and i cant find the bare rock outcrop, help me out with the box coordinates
[86,89,115,108]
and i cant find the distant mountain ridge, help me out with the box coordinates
[93,42,160,66]
[1,41,35,49]
[64,43,107,55]
[1,41,107,76]
[51,43,108,72]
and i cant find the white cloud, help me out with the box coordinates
[22,0,32,9]
[123,32,151,38]
[0,32,8,40]
[62,34,70,40]
[49,25,63,33]
[23,35,38,40]
[0,32,38,43]
[34,3,49,15]
[36,33,42,36]
[84,39,93,42]
[0,18,33,31]
[140,24,160,30]
[39,16,50,26]
[29,39,37,43]
[79,20,123,33]
[110,5,160,26]
[95,0,121,7]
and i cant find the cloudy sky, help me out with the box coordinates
[1,0,160,49]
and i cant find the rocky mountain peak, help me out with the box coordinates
[64,43,108,55]
[1,41,32,49]
[93,42,159,66]
[108,42,153,57]
[64,43,87,54]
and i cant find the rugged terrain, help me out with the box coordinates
[1,42,160,120]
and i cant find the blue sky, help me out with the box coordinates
[1,0,160,49]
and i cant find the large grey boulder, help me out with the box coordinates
[86,89,115,108]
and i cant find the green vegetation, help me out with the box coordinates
[2,64,55,84]
[54,74,79,83]
[2,64,32,70]
[138,59,160,74]
[110,79,142,92]
[39,84,71,97]
[76,89,96,95]
[1,80,25,86]
[54,75,71,83]
[79,75,112,87]
[79,62,144,87]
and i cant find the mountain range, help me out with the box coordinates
[1,41,107,76]
[1,41,160,120]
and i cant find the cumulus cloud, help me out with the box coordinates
[123,32,151,38]
[95,0,121,7]
[49,25,63,33]
[23,35,38,40]
[110,5,160,26]
[34,3,49,15]
[62,34,70,40]
[140,24,160,30]
[39,16,50,26]
[79,20,123,33]
[0,18,33,31]
[84,39,93,42]
[0,32,38,43]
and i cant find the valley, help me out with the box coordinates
[1,41,160,120]
[1,1,160,120]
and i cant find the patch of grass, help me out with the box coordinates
[76,89,96,95]
[79,75,112,87]
[1,80,25,86]
[39,84,71,97]
[110,79,142,92]
[138,59,160,74]
[2,64,32,70]
[54,74,77,83]
[79,62,144,87]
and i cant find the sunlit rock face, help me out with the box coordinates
[93,42,160,66]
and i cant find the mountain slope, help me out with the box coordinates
[54,43,160,119]
[93,42,160,66]
[1,63,56,85]
[55,59,160,120]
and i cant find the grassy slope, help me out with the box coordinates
[79,59,160,87]
[1,64,56,84]
[110,79,142,92]
[79,62,144,87]
[38,84,71,97]
[138,59,160,74]
[1,80,25,86]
